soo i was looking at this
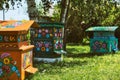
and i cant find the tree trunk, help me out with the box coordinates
[60,0,70,51]
[60,0,70,23]
[26,0,39,21]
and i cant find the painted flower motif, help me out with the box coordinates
[0,53,20,78]
[0,69,3,76]
[46,48,49,52]
[17,73,20,77]
[36,47,40,51]
[12,66,17,72]
[38,34,41,38]
[2,65,10,73]
[46,34,50,38]
[60,33,62,37]
[95,41,99,45]
[15,70,18,73]
[56,45,58,49]
[18,38,20,42]
[50,34,53,37]
[15,70,20,77]
[59,44,63,49]
[58,33,60,37]
[39,29,42,33]
[3,58,10,64]
[93,45,97,50]
[45,29,48,33]
[41,47,46,51]
[38,42,42,47]
[102,43,107,49]
[55,33,57,37]
[42,43,45,46]
[0,62,3,67]
[45,43,49,48]
[1,53,10,59]
[11,60,17,65]
[42,32,46,36]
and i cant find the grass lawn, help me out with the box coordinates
[27,44,120,80]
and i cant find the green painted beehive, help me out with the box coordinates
[30,22,66,62]
[86,26,118,53]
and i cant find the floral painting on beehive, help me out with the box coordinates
[0,53,20,79]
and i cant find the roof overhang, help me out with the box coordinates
[86,26,118,32]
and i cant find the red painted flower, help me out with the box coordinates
[42,32,46,36]
[102,43,107,48]
[2,65,10,73]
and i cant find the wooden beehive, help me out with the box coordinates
[30,22,66,62]
[0,20,38,80]
[86,26,118,53]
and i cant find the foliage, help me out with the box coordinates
[41,0,51,14]
[0,0,22,9]
[41,0,61,14]
[65,0,120,43]
[36,1,44,16]
[27,44,120,80]
[52,4,61,22]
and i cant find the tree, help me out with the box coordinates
[65,0,119,43]
[60,0,70,50]
[0,0,22,9]
[26,0,39,20]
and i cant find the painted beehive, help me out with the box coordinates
[30,22,66,62]
[86,26,118,53]
[0,20,38,80]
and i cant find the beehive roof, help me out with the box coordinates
[32,22,64,28]
[0,20,39,31]
[86,26,118,32]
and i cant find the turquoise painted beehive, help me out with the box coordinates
[86,26,118,53]
[30,22,66,62]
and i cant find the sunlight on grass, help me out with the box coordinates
[27,44,120,80]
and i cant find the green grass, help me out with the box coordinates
[27,44,120,80]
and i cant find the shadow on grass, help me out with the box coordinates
[66,52,104,58]
[33,59,88,73]
[67,48,88,53]
[67,43,89,46]
[66,47,107,58]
